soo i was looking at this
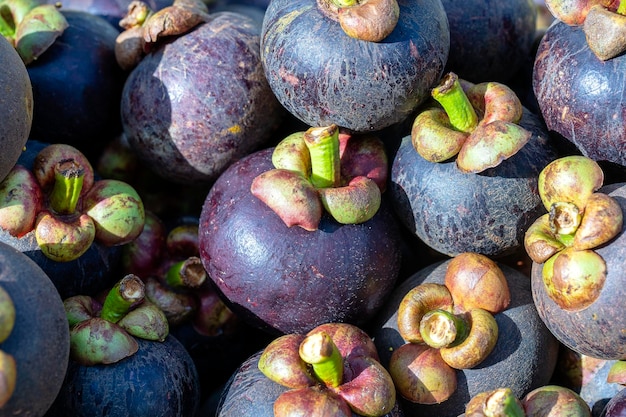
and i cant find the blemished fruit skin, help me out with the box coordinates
[121,12,284,185]
[260,0,450,132]
[533,20,626,167]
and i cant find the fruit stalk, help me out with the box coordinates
[431,72,478,134]
[303,125,341,189]
[100,274,145,323]
[299,331,344,388]
[49,159,84,215]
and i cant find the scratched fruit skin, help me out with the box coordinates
[121,12,284,185]
[533,20,626,167]
[260,0,450,132]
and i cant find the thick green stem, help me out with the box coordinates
[419,309,469,349]
[100,274,145,323]
[165,256,207,289]
[618,0,626,15]
[303,124,341,189]
[299,331,344,388]
[431,72,478,134]
[49,159,84,215]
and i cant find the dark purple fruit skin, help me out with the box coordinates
[46,0,172,29]
[121,12,284,185]
[390,108,559,258]
[602,389,626,417]
[1,140,122,300]
[0,36,32,183]
[532,182,626,360]
[441,0,537,83]
[0,241,70,417]
[26,10,126,161]
[46,336,200,417]
[198,148,403,335]
[260,0,450,132]
[533,20,626,167]
[216,350,405,417]
[370,260,559,417]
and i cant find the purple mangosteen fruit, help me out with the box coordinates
[120,6,285,185]
[0,36,32,184]
[527,156,626,359]
[216,322,404,417]
[198,125,403,335]
[259,0,450,132]
[390,73,559,257]
[0,240,70,416]
[370,254,559,417]
[23,9,127,160]
[441,0,538,83]
[533,11,626,167]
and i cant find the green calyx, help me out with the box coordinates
[251,124,384,230]
[0,0,68,64]
[413,72,531,173]
[65,275,170,365]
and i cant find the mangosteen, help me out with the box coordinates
[533,19,626,167]
[24,9,127,160]
[0,240,70,416]
[216,323,404,417]
[198,126,403,335]
[390,74,559,258]
[259,0,450,132]
[46,335,200,417]
[0,36,32,183]
[530,181,626,360]
[370,257,559,417]
[120,9,285,185]
[441,0,538,83]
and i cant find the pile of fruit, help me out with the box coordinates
[0,0,625,415]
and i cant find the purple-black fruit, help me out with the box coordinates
[26,10,126,160]
[441,0,538,83]
[198,147,402,335]
[121,11,284,185]
[0,36,32,183]
[0,241,70,416]
[46,335,200,417]
[371,259,559,417]
[533,20,626,167]
[390,108,558,257]
[260,0,450,132]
